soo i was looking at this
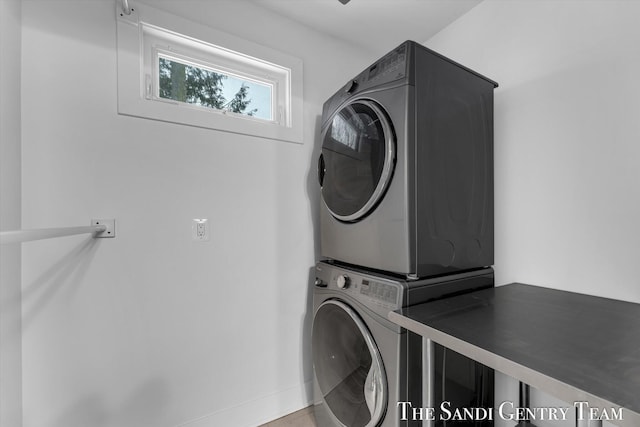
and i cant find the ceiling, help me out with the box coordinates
[249,0,483,55]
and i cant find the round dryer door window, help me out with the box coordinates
[319,100,395,222]
[312,300,387,427]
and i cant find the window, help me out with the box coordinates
[156,55,272,120]
[116,2,303,143]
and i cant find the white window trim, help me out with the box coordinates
[116,1,303,144]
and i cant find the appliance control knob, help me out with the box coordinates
[336,275,350,289]
[345,79,358,94]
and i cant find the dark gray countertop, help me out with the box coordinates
[388,283,640,427]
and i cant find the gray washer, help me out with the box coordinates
[312,261,494,427]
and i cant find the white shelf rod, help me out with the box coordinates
[0,220,115,245]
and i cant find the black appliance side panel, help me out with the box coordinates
[413,45,495,276]
[433,344,495,427]
[405,269,494,307]
[404,330,424,427]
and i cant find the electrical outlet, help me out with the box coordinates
[192,219,210,241]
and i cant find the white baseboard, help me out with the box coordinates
[176,380,313,427]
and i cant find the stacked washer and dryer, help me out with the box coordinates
[312,41,499,427]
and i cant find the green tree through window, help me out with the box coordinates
[159,57,258,116]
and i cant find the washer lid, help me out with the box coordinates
[319,99,395,222]
[312,300,387,427]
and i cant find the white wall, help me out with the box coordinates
[0,0,23,425]
[426,1,640,425]
[19,1,371,426]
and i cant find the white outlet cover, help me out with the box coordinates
[192,219,210,241]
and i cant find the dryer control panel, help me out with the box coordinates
[320,42,411,127]
[365,43,407,85]
[343,43,408,96]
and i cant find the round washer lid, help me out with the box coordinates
[312,300,387,427]
[319,99,395,222]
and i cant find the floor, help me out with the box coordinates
[258,406,316,427]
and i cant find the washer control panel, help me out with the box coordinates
[315,263,403,316]
[359,279,398,306]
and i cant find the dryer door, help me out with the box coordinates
[319,99,395,222]
[312,300,387,427]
